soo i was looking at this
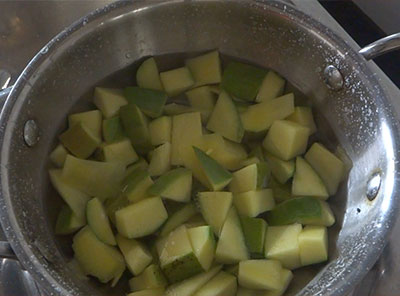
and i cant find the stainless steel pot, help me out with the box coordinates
[1,1,400,295]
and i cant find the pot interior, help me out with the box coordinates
[1,1,399,296]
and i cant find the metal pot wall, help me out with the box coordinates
[1,1,400,295]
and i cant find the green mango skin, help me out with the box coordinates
[59,123,99,159]
[162,252,204,284]
[240,216,267,258]
[124,87,167,118]
[148,168,191,196]
[103,116,125,143]
[221,62,267,102]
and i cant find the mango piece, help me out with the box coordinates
[104,194,130,225]
[165,266,222,296]
[116,234,153,275]
[129,264,167,292]
[186,86,216,123]
[240,216,267,259]
[115,197,168,238]
[128,289,164,296]
[194,147,233,191]
[164,103,195,115]
[198,191,233,236]
[59,123,100,159]
[149,168,192,202]
[268,177,292,203]
[298,226,328,266]
[122,169,154,203]
[264,224,302,269]
[100,138,138,166]
[120,104,153,154]
[286,106,317,135]
[229,164,258,193]
[160,67,194,96]
[201,133,247,170]
[126,157,149,176]
[148,142,171,176]
[93,87,127,118]
[193,271,237,296]
[215,207,249,264]
[186,51,222,87]
[257,162,271,188]
[221,61,267,101]
[68,110,102,141]
[206,91,244,143]
[73,226,125,284]
[264,153,295,184]
[266,196,335,227]
[263,268,293,296]
[55,205,85,235]
[188,226,216,271]
[305,143,345,195]
[233,189,275,217]
[241,93,294,132]
[238,259,283,290]
[102,116,125,143]
[149,116,172,146]
[124,87,167,118]
[263,120,309,161]
[255,71,286,103]
[160,203,197,237]
[86,198,116,246]
[159,226,203,283]
[224,264,239,276]
[292,157,328,199]
[49,144,68,167]
[136,57,164,91]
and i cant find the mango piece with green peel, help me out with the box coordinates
[186,51,222,87]
[206,91,244,143]
[268,177,292,203]
[149,116,171,146]
[165,265,222,296]
[86,198,116,246]
[115,196,168,238]
[120,104,153,154]
[129,264,167,292]
[128,289,165,296]
[233,189,275,217]
[197,191,233,236]
[255,71,286,103]
[55,205,85,235]
[100,138,138,166]
[188,225,215,271]
[148,142,171,177]
[102,116,125,143]
[72,226,125,284]
[159,225,203,283]
[160,67,194,97]
[136,57,164,91]
[305,143,345,195]
[186,86,216,123]
[68,110,102,141]
[105,194,130,225]
[201,133,247,170]
[298,225,328,266]
[124,87,167,118]
[59,123,100,159]
[229,164,258,193]
[164,103,195,115]
[126,157,149,176]
[93,87,128,118]
[221,61,267,101]
[257,162,271,188]
[193,271,237,296]
[292,157,329,199]
[264,153,295,185]
[264,224,302,270]
[263,120,309,161]
[241,93,295,133]
[240,216,267,259]
[148,168,192,202]
[116,234,153,276]
[215,207,249,264]
[49,169,91,221]
[50,144,68,168]
[193,146,233,191]
[266,196,335,227]
[286,106,317,135]
[238,259,283,290]
[122,169,154,203]
[160,203,197,237]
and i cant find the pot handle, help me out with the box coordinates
[359,33,400,60]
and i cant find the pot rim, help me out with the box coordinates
[0,1,398,295]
